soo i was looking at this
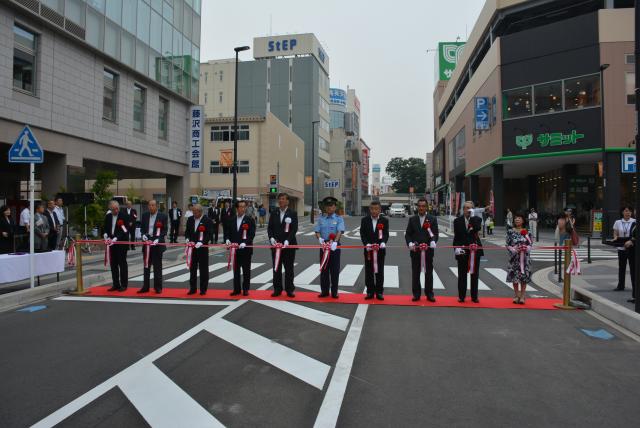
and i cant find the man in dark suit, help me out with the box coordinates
[125,201,138,250]
[44,200,60,251]
[405,198,439,302]
[225,200,256,296]
[139,200,168,294]
[361,201,389,300]
[208,202,221,244]
[185,204,213,295]
[103,200,130,292]
[220,200,234,239]
[453,201,485,303]
[267,193,298,298]
[168,201,182,243]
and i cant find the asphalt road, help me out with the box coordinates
[1,216,639,427]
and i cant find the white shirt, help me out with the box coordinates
[419,215,426,226]
[371,216,379,231]
[111,214,118,235]
[185,210,193,218]
[172,208,178,218]
[280,209,287,223]
[54,206,65,223]
[193,216,201,231]
[614,218,636,251]
[148,213,157,236]
[236,215,245,231]
[20,208,30,226]
[528,212,538,222]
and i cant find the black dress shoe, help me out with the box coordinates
[376,294,384,301]
[614,287,625,291]
[242,290,249,296]
[427,295,436,303]
[286,292,295,298]
[411,296,420,302]
[318,292,329,298]
[331,293,339,299]
[155,289,162,294]
[187,290,197,295]
[458,298,465,303]
[137,289,149,294]
[472,298,480,303]
[229,291,241,296]
[117,287,127,292]
[271,291,282,297]
[200,291,207,296]
[107,286,119,292]
[364,294,374,300]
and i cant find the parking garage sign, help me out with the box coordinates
[189,106,203,172]
[622,153,636,173]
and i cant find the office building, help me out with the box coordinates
[372,163,381,197]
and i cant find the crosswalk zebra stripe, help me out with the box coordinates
[384,265,399,288]
[166,263,227,283]
[251,263,299,284]
[295,264,321,284]
[484,268,538,292]
[253,300,349,331]
[448,267,491,290]
[305,231,316,236]
[339,264,364,286]
[419,270,445,289]
[130,264,186,282]
[296,283,354,294]
[209,263,264,283]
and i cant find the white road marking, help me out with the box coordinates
[294,284,353,294]
[314,304,368,428]
[251,263,298,284]
[305,231,316,236]
[389,231,397,237]
[448,267,491,290]
[130,264,187,281]
[384,265,399,288]
[295,263,321,284]
[484,268,538,291]
[205,318,330,390]
[253,300,349,331]
[338,264,363,286]
[209,263,264,283]
[55,296,231,306]
[419,269,445,289]
[166,262,226,283]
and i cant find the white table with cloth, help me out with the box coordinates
[0,250,66,283]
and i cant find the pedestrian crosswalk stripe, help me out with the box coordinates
[420,270,445,289]
[484,268,538,291]
[130,264,186,282]
[448,267,492,290]
[339,264,363,286]
[384,265,399,288]
[251,263,299,284]
[166,263,227,283]
[210,263,264,283]
[389,231,397,237]
[253,300,349,331]
[294,263,321,284]
[305,231,316,236]
[296,283,354,294]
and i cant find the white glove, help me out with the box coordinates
[330,241,338,251]
[380,242,386,249]
[366,244,372,251]
[142,235,148,242]
[270,237,276,245]
[195,242,203,249]
[239,243,246,249]
[226,239,231,245]
[319,237,325,245]
[185,239,190,244]
[455,248,464,256]
[408,242,415,250]
[103,233,108,240]
[430,241,437,249]
[152,239,159,245]
[112,237,117,242]
[468,208,475,217]
[284,240,289,247]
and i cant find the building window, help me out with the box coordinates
[103,69,118,122]
[503,87,532,119]
[13,24,37,95]
[626,54,635,65]
[204,92,207,103]
[321,118,330,133]
[564,74,600,110]
[319,137,329,152]
[219,91,223,103]
[533,81,562,114]
[133,84,146,132]
[219,70,223,81]
[210,160,249,174]
[204,72,208,83]
[210,125,249,141]
[158,96,169,139]
[627,72,636,105]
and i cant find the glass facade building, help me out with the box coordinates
[39,0,200,102]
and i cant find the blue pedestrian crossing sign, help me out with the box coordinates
[9,125,43,163]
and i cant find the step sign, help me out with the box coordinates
[324,179,340,189]
[9,125,43,163]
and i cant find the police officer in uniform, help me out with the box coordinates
[314,197,345,298]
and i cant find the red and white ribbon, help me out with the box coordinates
[103,239,112,267]
[156,227,161,237]
[378,229,383,240]
[227,243,239,271]
[120,225,128,233]
[66,243,76,266]
[284,217,291,233]
[199,231,203,241]
[319,242,332,271]
[468,243,479,274]
[273,242,283,272]
[566,248,582,275]
[419,243,428,273]
[184,242,195,269]
[242,229,247,240]
[371,243,380,274]
[143,242,151,269]
[517,244,528,275]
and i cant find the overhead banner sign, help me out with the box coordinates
[189,106,203,172]
[438,42,465,81]
[253,33,329,74]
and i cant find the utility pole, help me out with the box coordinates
[634,0,640,313]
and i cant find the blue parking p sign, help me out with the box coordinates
[474,97,490,131]
[622,153,636,173]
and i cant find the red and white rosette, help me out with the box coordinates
[319,242,332,271]
[284,217,291,233]
[377,223,384,240]
[155,221,163,237]
[423,220,434,238]
[468,243,479,274]
[117,219,127,234]
[242,223,249,240]
[198,224,205,242]
[184,241,195,269]
[66,242,76,266]
[418,243,429,273]
[227,242,239,271]
[566,248,582,275]
[143,241,152,269]
[520,228,532,245]
[273,242,284,272]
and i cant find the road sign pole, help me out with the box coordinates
[29,161,35,289]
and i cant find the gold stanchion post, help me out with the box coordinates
[554,238,575,310]
[70,234,87,295]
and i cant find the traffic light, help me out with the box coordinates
[269,187,278,194]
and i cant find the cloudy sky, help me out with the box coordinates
[200,0,485,173]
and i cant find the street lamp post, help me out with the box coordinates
[311,120,319,224]
[600,63,610,243]
[232,45,250,203]
[634,0,640,313]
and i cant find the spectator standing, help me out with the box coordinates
[33,203,50,252]
[506,209,513,228]
[0,205,14,254]
[528,208,538,240]
[258,204,267,228]
[44,200,60,251]
[612,206,636,294]
[53,198,66,249]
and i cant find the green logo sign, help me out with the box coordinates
[438,42,466,81]
[515,130,584,150]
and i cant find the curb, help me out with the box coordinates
[532,264,640,336]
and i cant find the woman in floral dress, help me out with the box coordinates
[506,213,533,304]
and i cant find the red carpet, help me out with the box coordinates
[85,286,562,310]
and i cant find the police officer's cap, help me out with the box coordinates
[322,196,338,206]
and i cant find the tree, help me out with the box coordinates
[71,170,116,236]
[385,157,426,194]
